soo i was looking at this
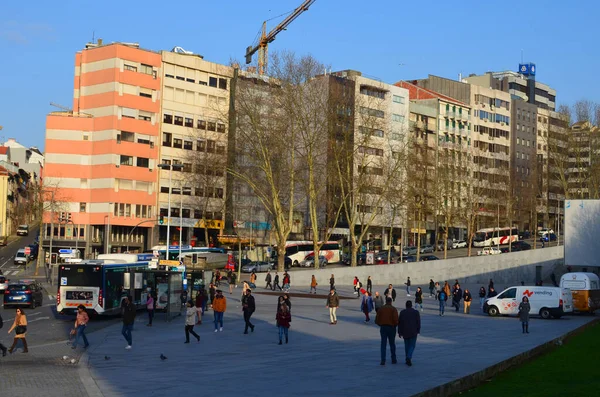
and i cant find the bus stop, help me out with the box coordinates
[183,255,212,301]
[142,269,183,321]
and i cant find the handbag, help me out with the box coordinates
[16,325,27,335]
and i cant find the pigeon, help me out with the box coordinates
[70,359,76,364]
[62,356,69,360]
[104,356,111,361]
[160,354,167,361]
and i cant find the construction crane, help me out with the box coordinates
[50,102,73,112]
[245,0,316,75]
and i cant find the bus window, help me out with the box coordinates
[285,246,298,256]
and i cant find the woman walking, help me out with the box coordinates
[463,289,472,314]
[443,281,451,306]
[184,301,200,343]
[146,291,155,326]
[209,283,216,308]
[310,275,318,294]
[429,279,435,298]
[360,291,374,323]
[415,287,423,312]
[435,282,441,300]
[71,304,90,349]
[7,308,28,353]
[276,303,292,344]
[479,286,487,310]
[518,296,531,334]
[195,291,203,325]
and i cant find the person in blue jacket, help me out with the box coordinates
[361,291,374,323]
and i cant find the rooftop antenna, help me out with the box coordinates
[92,30,95,44]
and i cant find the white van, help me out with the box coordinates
[484,286,573,319]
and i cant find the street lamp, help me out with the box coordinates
[414,195,423,262]
[158,163,184,265]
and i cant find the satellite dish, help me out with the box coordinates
[172,46,193,55]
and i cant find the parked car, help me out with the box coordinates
[14,249,28,266]
[402,246,417,256]
[270,256,292,270]
[452,240,468,249]
[300,254,328,268]
[420,245,434,254]
[436,239,453,251]
[375,251,399,264]
[419,255,439,261]
[3,281,44,309]
[478,247,502,256]
[540,233,557,242]
[500,241,532,253]
[518,231,531,239]
[401,255,417,263]
[16,225,29,236]
[0,276,8,294]
[241,261,274,273]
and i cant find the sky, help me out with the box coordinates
[0,0,598,150]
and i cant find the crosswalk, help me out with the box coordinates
[2,268,23,276]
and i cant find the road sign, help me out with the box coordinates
[24,247,31,256]
[159,260,180,266]
[59,249,72,254]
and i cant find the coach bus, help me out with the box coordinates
[472,227,519,247]
[56,254,152,315]
[147,245,227,270]
[279,241,342,267]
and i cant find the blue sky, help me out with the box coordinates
[0,0,598,149]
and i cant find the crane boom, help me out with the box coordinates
[245,0,316,75]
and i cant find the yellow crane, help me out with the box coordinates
[245,0,316,75]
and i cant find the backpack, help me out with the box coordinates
[440,291,448,301]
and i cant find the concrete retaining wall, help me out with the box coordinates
[289,246,563,287]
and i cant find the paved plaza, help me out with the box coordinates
[71,283,595,397]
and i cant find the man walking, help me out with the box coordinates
[273,272,282,291]
[398,300,421,366]
[367,276,373,295]
[452,283,463,312]
[212,290,227,332]
[384,284,397,302]
[326,289,339,325]
[373,291,384,313]
[405,277,411,296]
[122,296,135,350]
[265,271,273,290]
[242,289,256,334]
[375,296,399,365]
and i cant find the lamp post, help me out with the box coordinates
[158,163,184,265]
[414,195,423,262]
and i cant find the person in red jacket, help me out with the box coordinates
[276,303,291,344]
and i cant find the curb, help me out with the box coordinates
[78,351,105,397]
[412,317,600,397]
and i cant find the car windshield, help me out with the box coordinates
[8,284,29,291]
[16,252,26,258]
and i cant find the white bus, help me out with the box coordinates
[472,227,519,247]
[281,241,342,267]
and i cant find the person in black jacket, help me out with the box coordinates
[463,289,472,314]
[452,284,463,312]
[265,271,273,290]
[242,289,256,334]
[273,273,282,291]
[122,296,136,350]
[398,300,421,366]
[478,286,486,310]
[487,287,497,298]
[329,274,335,291]
[384,284,397,302]
[367,276,373,295]
[428,279,435,297]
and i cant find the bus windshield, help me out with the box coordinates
[59,265,103,286]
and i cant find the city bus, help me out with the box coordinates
[472,227,519,247]
[56,254,152,315]
[279,241,342,267]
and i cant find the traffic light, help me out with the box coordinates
[159,215,164,225]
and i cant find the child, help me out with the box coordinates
[276,303,291,344]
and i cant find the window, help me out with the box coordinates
[360,107,385,118]
[122,107,136,119]
[124,64,137,72]
[195,187,204,197]
[209,77,218,87]
[140,64,154,76]
[173,138,183,149]
[207,122,216,131]
[183,187,192,196]
[136,157,149,168]
[216,145,226,155]
[215,188,224,199]
[182,209,191,218]
[139,88,152,98]
[184,140,193,150]
[186,78,195,83]
[171,207,180,217]
[219,78,227,90]
[216,123,225,133]
[160,186,169,193]
[358,146,384,156]
[174,116,184,126]
[197,119,206,130]
[138,111,152,122]
[183,163,192,173]
[185,117,193,127]
[164,114,173,124]
[207,140,216,153]
[497,288,516,299]
[120,155,133,166]
[163,133,172,147]
[80,202,86,212]
[172,187,181,195]
[121,131,135,142]
[83,134,89,141]
[138,136,152,146]
[197,140,206,152]
[392,95,405,104]
[392,114,405,123]
[193,209,202,219]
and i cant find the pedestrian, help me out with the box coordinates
[201,289,208,315]
[374,291,384,313]
[405,277,411,296]
[184,301,200,343]
[242,288,256,334]
[487,286,497,298]
[180,290,188,307]
[71,304,90,350]
[276,303,292,345]
[283,293,292,312]
[384,284,397,302]
[550,273,558,287]
[242,281,250,298]
[443,281,451,306]
[438,288,447,316]
[329,274,335,291]
[361,291,374,323]
[414,287,423,312]
[518,296,531,334]
[367,276,373,295]
[356,278,363,299]
[121,295,135,350]
[212,289,227,332]
[310,275,318,294]
[7,308,28,353]
[429,279,435,297]
[229,271,237,294]
[195,291,203,325]
[273,272,282,291]
[0,311,6,356]
[146,290,155,326]
[283,272,291,292]
[265,271,273,290]
[435,282,441,300]
[479,286,487,309]
[209,283,216,307]
[353,276,359,295]
[326,289,340,325]
[250,271,257,286]
[463,289,472,314]
[398,300,421,366]
[488,278,494,291]
[452,283,463,312]
[375,296,399,365]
